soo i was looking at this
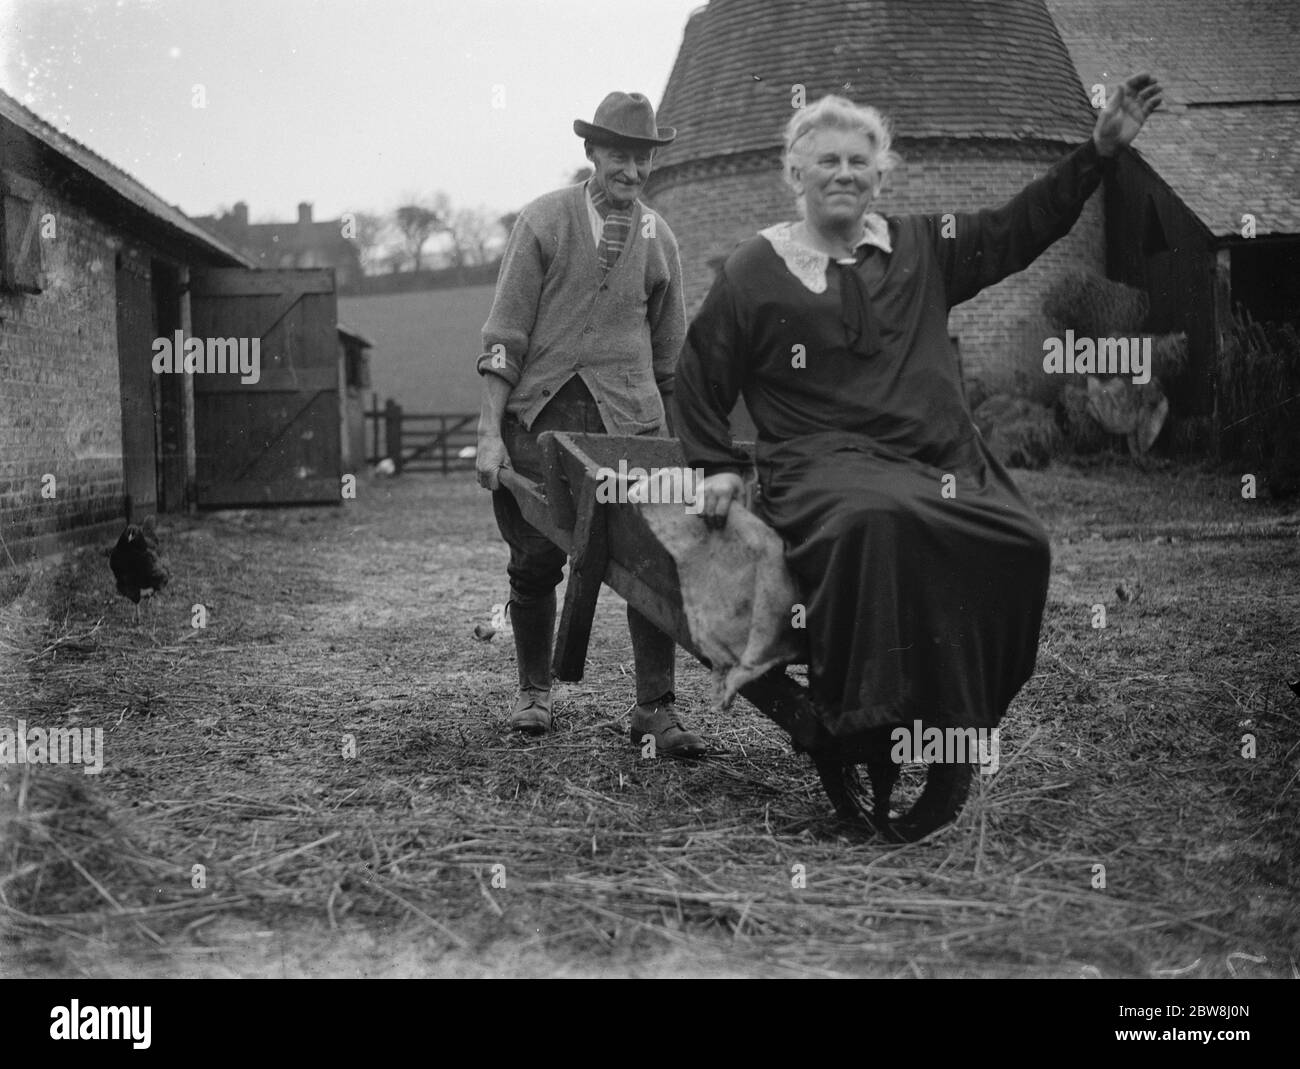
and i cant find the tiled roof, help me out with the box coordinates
[1044,0,1300,235]
[1044,0,1300,106]
[0,88,252,266]
[1121,107,1300,236]
[652,0,1095,173]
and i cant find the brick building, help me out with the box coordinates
[0,89,252,563]
[645,0,1104,392]
[1,88,370,564]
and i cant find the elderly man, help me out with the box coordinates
[673,76,1162,831]
[475,91,706,756]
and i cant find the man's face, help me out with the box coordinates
[792,127,881,230]
[587,142,653,208]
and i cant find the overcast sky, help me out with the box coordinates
[0,0,704,224]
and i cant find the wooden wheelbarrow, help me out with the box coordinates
[499,431,971,841]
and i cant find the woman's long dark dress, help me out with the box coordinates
[672,140,1111,738]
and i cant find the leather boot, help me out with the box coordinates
[631,696,707,758]
[507,591,555,734]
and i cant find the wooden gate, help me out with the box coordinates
[190,269,341,507]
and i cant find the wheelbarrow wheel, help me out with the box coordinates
[814,756,973,843]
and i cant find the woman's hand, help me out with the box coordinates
[1093,72,1163,157]
[476,432,510,491]
[694,472,745,530]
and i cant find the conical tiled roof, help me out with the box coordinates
[652,0,1094,172]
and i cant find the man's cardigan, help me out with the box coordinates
[477,183,685,435]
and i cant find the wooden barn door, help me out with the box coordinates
[190,269,340,507]
[115,253,160,518]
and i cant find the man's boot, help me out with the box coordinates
[627,607,706,757]
[507,591,555,734]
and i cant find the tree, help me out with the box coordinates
[345,211,391,275]
[394,199,445,271]
[570,165,594,185]
[447,206,502,267]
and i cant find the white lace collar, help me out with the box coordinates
[759,215,892,293]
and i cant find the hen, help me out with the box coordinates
[109,515,169,613]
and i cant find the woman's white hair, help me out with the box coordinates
[781,95,902,205]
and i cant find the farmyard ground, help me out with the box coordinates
[1,460,1297,977]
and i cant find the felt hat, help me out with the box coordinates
[574,91,676,148]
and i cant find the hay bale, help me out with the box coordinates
[973,395,1061,470]
[1043,270,1149,337]
[1009,312,1067,408]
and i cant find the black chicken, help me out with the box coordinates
[109,515,169,617]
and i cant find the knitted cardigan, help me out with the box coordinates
[478,183,685,434]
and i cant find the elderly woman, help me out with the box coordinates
[672,78,1161,803]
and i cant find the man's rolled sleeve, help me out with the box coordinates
[475,350,522,388]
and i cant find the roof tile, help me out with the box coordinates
[653,0,1095,172]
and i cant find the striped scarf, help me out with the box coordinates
[588,181,633,278]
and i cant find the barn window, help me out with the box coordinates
[0,193,44,293]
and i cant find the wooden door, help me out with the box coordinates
[190,269,341,507]
[115,253,159,518]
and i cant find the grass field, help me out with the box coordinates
[339,285,496,416]
[1,459,1297,977]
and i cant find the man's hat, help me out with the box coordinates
[574,92,676,148]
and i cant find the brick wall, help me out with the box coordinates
[646,139,1106,391]
[0,192,126,564]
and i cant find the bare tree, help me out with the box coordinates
[447,207,502,267]
[346,210,391,275]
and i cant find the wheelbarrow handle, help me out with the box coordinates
[496,467,536,499]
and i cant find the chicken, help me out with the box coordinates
[109,515,169,614]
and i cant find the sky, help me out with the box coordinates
[0,0,705,226]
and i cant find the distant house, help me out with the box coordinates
[0,89,369,565]
[1044,0,1300,431]
[194,200,363,288]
